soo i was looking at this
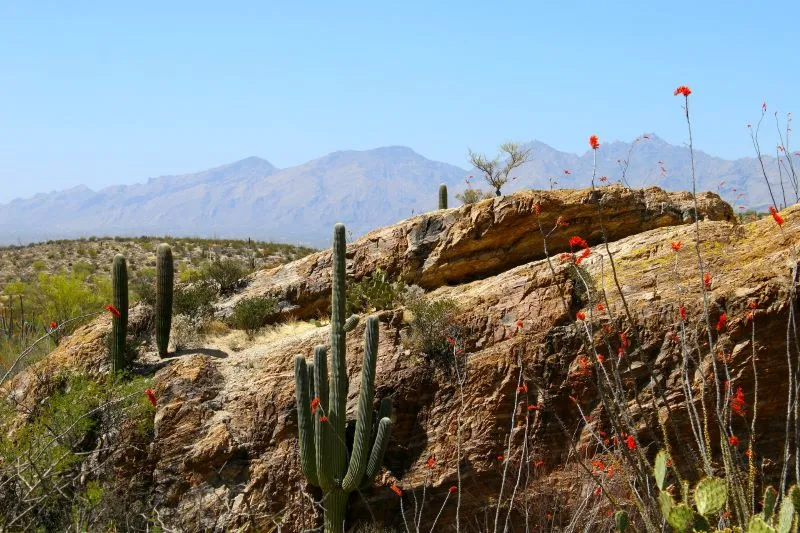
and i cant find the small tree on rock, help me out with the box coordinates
[467,141,532,196]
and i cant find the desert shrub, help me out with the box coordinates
[173,280,217,317]
[346,268,405,315]
[456,187,493,205]
[229,296,276,337]
[405,295,460,357]
[130,267,157,306]
[0,373,155,531]
[170,314,200,351]
[201,258,249,294]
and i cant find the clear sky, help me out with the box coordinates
[1,0,797,203]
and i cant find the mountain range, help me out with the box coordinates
[0,134,795,247]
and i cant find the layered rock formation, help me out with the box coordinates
[6,185,796,532]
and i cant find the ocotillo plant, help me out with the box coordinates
[155,243,174,357]
[111,254,128,373]
[295,223,392,533]
[439,183,448,209]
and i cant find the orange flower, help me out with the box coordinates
[527,403,540,411]
[596,354,606,364]
[105,304,121,318]
[518,383,528,393]
[446,336,456,346]
[620,332,629,349]
[770,206,785,226]
[596,303,605,311]
[671,240,682,252]
[144,388,157,407]
[704,272,711,289]
[625,435,636,450]
[679,305,687,321]
[593,486,602,496]
[728,435,740,447]
[674,85,692,97]
[516,319,524,329]
[310,397,320,414]
[575,247,591,265]
[426,456,436,469]
[497,455,504,462]
[589,135,600,150]
[569,236,589,249]
[535,460,545,467]
[748,300,758,309]
[49,321,58,329]
[390,484,403,497]
[576,311,586,321]
[319,415,329,422]
[716,313,727,332]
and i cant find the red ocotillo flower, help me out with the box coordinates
[516,319,524,329]
[576,311,586,321]
[731,387,747,416]
[728,435,740,447]
[533,202,542,214]
[319,415,329,422]
[105,304,121,318]
[518,383,528,393]
[144,388,157,407]
[679,305,687,321]
[704,272,711,290]
[535,459,545,468]
[671,240,682,252]
[589,135,600,150]
[497,455,504,462]
[449,485,457,493]
[770,206,785,226]
[310,397,320,415]
[674,85,692,97]
[625,435,636,450]
[390,485,403,497]
[49,321,58,329]
[569,236,589,249]
[575,248,592,265]
[716,312,727,332]
[596,303,605,311]
[425,456,436,469]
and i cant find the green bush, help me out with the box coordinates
[173,280,217,317]
[130,268,157,306]
[346,268,405,315]
[406,296,460,357]
[229,296,276,337]
[201,259,249,294]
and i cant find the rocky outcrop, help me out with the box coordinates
[217,185,734,321]
[8,190,796,532]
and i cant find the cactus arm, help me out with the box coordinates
[155,244,174,357]
[307,361,315,400]
[314,345,333,490]
[111,254,128,373]
[295,356,318,486]
[439,184,448,209]
[329,223,349,482]
[360,417,392,490]
[341,317,378,491]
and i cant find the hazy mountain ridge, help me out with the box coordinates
[0,135,794,247]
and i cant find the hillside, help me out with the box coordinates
[0,137,795,247]
[6,185,798,531]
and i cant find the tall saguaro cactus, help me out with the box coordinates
[295,223,393,533]
[439,183,448,209]
[155,243,174,357]
[111,254,128,373]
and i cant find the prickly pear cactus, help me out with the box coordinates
[654,449,667,490]
[763,486,778,521]
[747,514,777,533]
[667,503,695,532]
[111,254,128,373]
[694,476,727,516]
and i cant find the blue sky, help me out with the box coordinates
[1,0,797,203]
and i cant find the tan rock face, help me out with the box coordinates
[217,185,733,321]
[11,188,797,532]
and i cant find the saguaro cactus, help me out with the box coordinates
[155,243,174,357]
[295,223,392,533]
[111,254,128,373]
[439,183,448,209]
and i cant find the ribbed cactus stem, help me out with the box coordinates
[155,243,174,357]
[439,183,448,209]
[293,224,393,533]
[111,254,128,373]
